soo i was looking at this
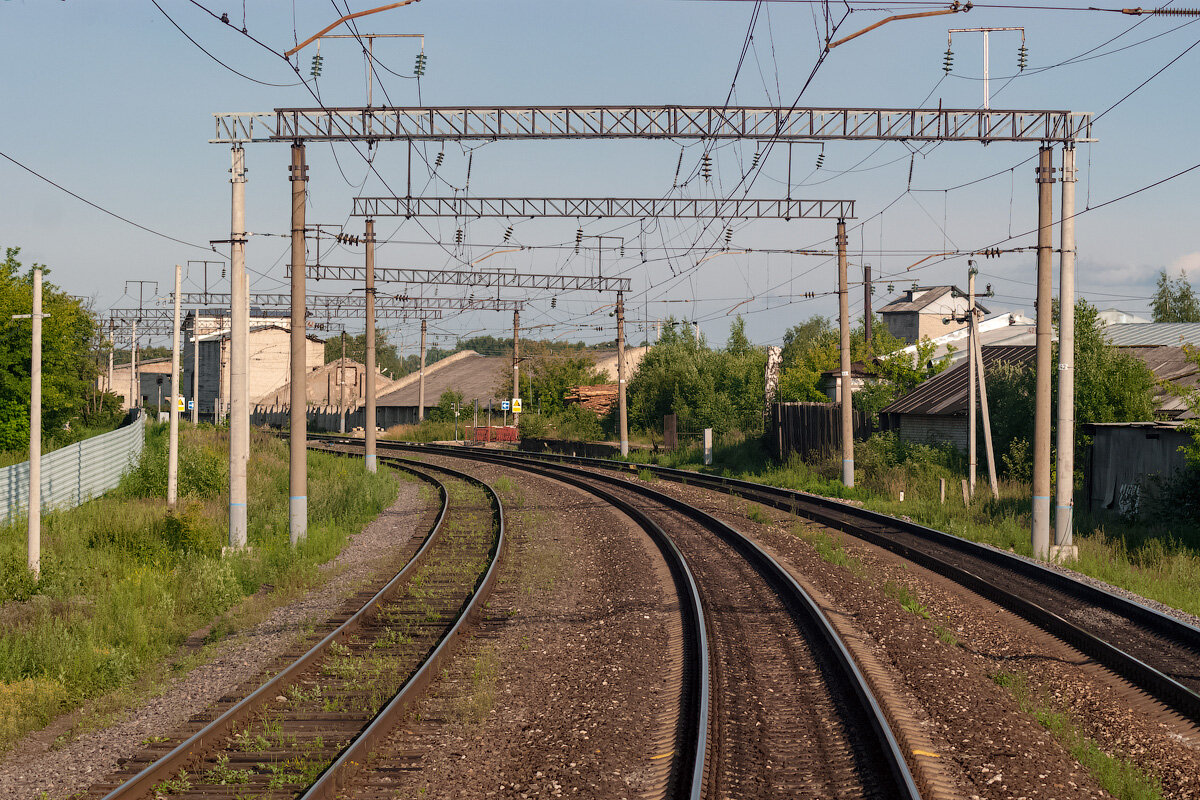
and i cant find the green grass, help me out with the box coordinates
[382,419,462,443]
[991,672,1163,800]
[613,432,1200,619]
[0,424,397,753]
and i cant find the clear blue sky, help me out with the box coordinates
[2,1,1198,351]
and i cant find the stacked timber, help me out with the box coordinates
[565,383,619,415]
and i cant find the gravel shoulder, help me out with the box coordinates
[0,470,425,800]
[639,473,1200,800]
[345,457,680,800]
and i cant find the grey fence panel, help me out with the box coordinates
[0,411,146,525]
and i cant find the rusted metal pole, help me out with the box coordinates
[365,218,378,472]
[1055,144,1077,557]
[289,142,308,546]
[1031,145,1056,558]
[837,219,854,487]
[229,145,249,548]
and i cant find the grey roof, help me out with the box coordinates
[880,346,1036,416]
[878,285,989,316]
[1104,323,1200,347]
[377,352,507,408]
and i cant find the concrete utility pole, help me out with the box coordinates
[512,309,521,425]
[339,330,348,435]
[364,218,378,473]
[863,263,873,350]
[967,267,978,497]
[836,219,854,488]
[129,320,138,410]
[616,291,628,456]
[230,145,249,548]
[192,308,200,425]
[289,142,308,546]
[417,318,427,422]
[168,265,182,510]
[1031,145,1056,558]
[25,269,44,576]
[1055,144,1078,559]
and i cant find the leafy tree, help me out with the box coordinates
[626,317,767,437]
[775,314,947,411]
[430,389,465,422]
[988,298,1157,476]
[505,343,609,415]
[0,247,103,450]
[1151,269,1200,323]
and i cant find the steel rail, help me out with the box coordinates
[364,439,922,799]
[99,455,488,799]
[436,442,1200,726]
[298,452,505,799]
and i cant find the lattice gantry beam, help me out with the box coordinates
[286,266,631,291]
[175,293,524,312]
[212,106,1094,144]
[352,197,855,220]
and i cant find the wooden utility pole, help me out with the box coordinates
[1031,145,1056,558]
[836,219,854,487]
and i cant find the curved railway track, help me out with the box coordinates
[91,456,503,800]
[398,440,1200,728]
[357,441,922,799]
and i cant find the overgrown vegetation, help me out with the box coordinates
[0,423,396,752]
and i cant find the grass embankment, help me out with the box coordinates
[382,420,462,443]
[0,424,396,753]
[618,431,1200,619]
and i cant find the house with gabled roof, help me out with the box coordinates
[878,285,989,344]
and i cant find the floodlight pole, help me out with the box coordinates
[1054,144,1078,558]
[365,218,378,472]
[617,291,628,456]
[1031,145,1056,558]
[230,146,249,548]
[836,219,854,487]
[168,264,182,510]
[289,141,309,546]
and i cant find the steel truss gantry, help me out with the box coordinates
[174,292,523,313]
[212,106,1094,144]
[285,266,632,292]
[351,196,855,220]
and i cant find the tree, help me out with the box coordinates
[1151,269,1200,323]
[625,317,768,436]
[324,330,405,377]
[988,298,1157,476]
[0,247,103,450]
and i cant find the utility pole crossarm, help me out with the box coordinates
[213,106,1094,144]
[352,196,855,219]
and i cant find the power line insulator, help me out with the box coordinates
[701,153,712,182]
[815,151,825,169]
[574,226,583,254]
[887,283,895,294]
[1017,44,1029,71]
[455,228,463,245]
[750,150,761,169]
[310,53,324,78]
[724,227,733,247]
[503,225,513,243]
[943,47,954,74]
[434,150,444,169]
[551,297,557,308]
[414,52,427,77]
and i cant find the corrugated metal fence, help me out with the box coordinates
[1,411,146,525]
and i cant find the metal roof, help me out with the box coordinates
[1105,323,1200,347]
[877,285,990,316]
[880,346,1035,416]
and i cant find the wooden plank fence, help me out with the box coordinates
[768,402,878,462]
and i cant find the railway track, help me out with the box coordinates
[89,455,503,800]
[400,440,1200,728]
[361,441,923,799]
